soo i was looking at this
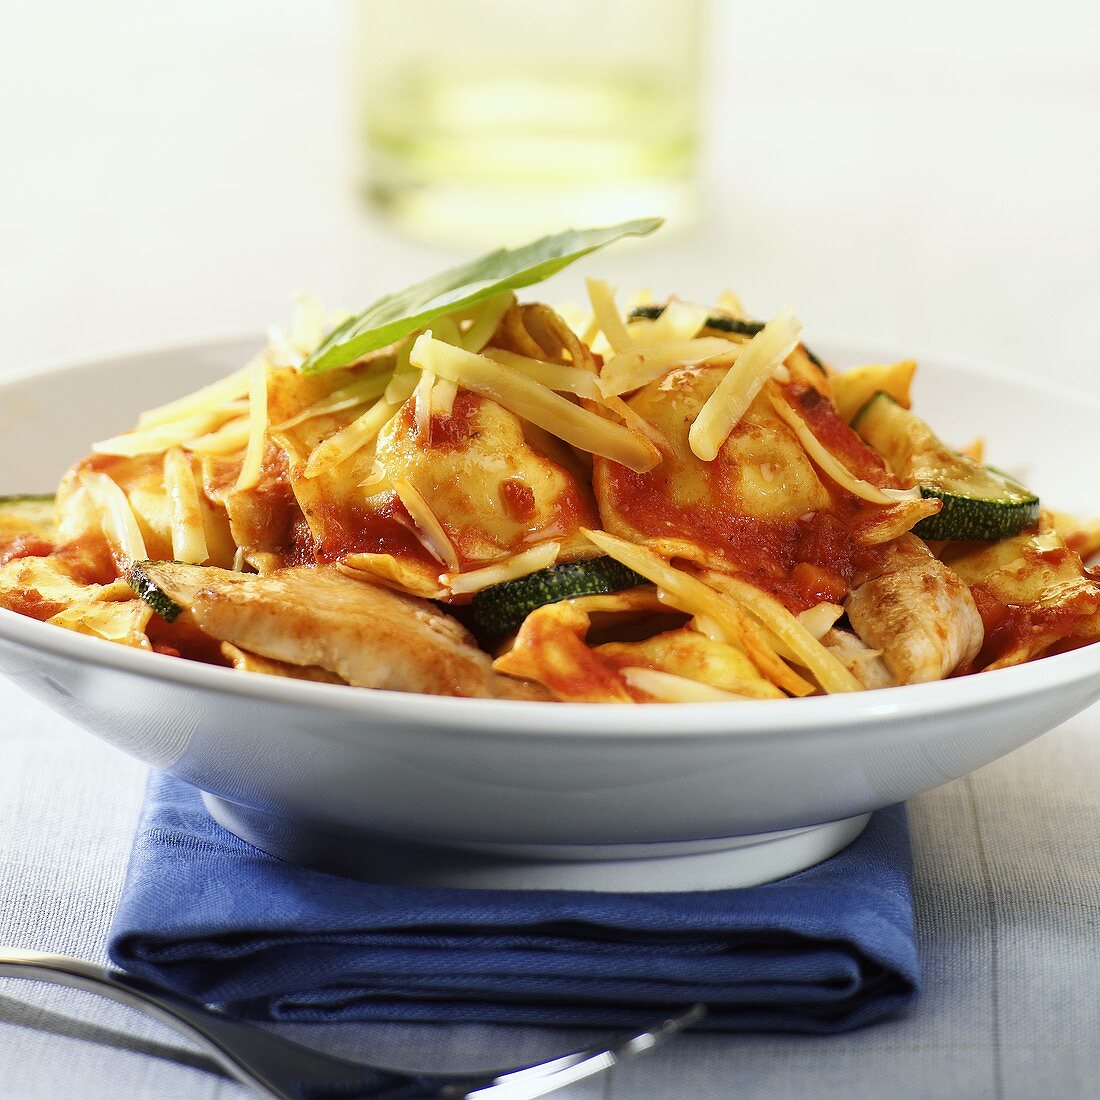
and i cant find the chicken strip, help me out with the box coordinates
[132,561,549,700]
[821,627,895,690]
[845,535,982,684]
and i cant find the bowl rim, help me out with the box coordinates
[2,329,1099,739]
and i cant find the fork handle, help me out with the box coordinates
[0,946,378,1098]
[0,946,704,1099]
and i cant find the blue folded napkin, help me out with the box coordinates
[108,772,919,1033]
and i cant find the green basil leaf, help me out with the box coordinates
[302,217,663,373]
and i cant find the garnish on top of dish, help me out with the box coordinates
[3,219,1098,702]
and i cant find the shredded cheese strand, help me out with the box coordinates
[391,477,459,572]
[183,418,251,455]
[798,602,845,640]
[702,572,863,694]
[599,337,742,397]
[94,407,245,457]
[689,306,803,462]
[80,471,148,564]
[163,448,209,564]
[627,300,709,346]
[482,348,602,399]
[766,390,921,504]
[136,367,251,430]
[414,367,435,438]
[235,357,270,492]
[585,278,633,353]
[409,334,660,473]
[271,374,391,432]
[430,378,458,417]
[621,667,750,703]
[582,529,814,697]
[461,292,516,352]
[445,541,560,596]
[304,394,401,478]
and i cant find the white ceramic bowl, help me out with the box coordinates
[2,335,1098,891]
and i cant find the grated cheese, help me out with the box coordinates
[80,471,148,564]
[701,571,863,694]
[271,374,391,432]
[585,278,633,353]
[183,417,251,455]
[601,393,671,453]
[715,290,747,318]
[414,367,435,438]
[409,335,660,473]
[445,541,560,596]
[582,529,814,697]
[235,357,270,492]
[627,300,709,346]
[798,601,845,640]
[482,348,602,399]
[599,337,742,397]
[621,667,749,703]
[136,366,251,430]
[94,409,233,457]
[766,390,921,505]
[163,448,209,565]
[689,306,803,462]
[304,394,402,478]
[391,477,459,571]
[461,292,515,352]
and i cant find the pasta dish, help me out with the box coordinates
[3,221,1098,703]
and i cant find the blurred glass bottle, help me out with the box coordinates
[354,0,703,246]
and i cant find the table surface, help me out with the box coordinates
[2,2,1099,1096]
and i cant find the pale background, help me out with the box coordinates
[1,2,1100,1097]
[2,1,1098,385]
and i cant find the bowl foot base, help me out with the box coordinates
[202,793,871,892]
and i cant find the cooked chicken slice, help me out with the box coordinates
[821,627,895,690]
[219,641,346,684]
[132,562,549,700]
[845,534,982,684]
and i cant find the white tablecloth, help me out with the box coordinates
[2,2,1099,1095]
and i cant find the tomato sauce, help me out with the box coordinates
[425,392,479,450]
[500,478,537,523]
[2,589,64,620]
[313,493,435,565]
[0,535,53,567]
[781,381,893,485]
[969,582,1093,667]
[603,456,869,611]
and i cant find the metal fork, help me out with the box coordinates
[0,946,704,1099]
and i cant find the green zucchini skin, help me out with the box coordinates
[470,556,647,643]
[127,562,183,622]
[627,305,826,371]
[0,494,56,506]
[853,391,1040,542]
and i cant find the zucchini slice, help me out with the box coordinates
[128,560,247,623]
[852,392,1039,541]
[0,494,58,539]
[628,304,826,371]
[471,556,647,643]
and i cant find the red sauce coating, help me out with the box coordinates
[0,535,53,567]
[783,381,892,485]
[425,392,479,450]
[969,583,1089,668]
[603,455,867,611]
[2,589,64,620]
[53,538,119,585]
[313,493,434,565]
[500,478,536,523]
